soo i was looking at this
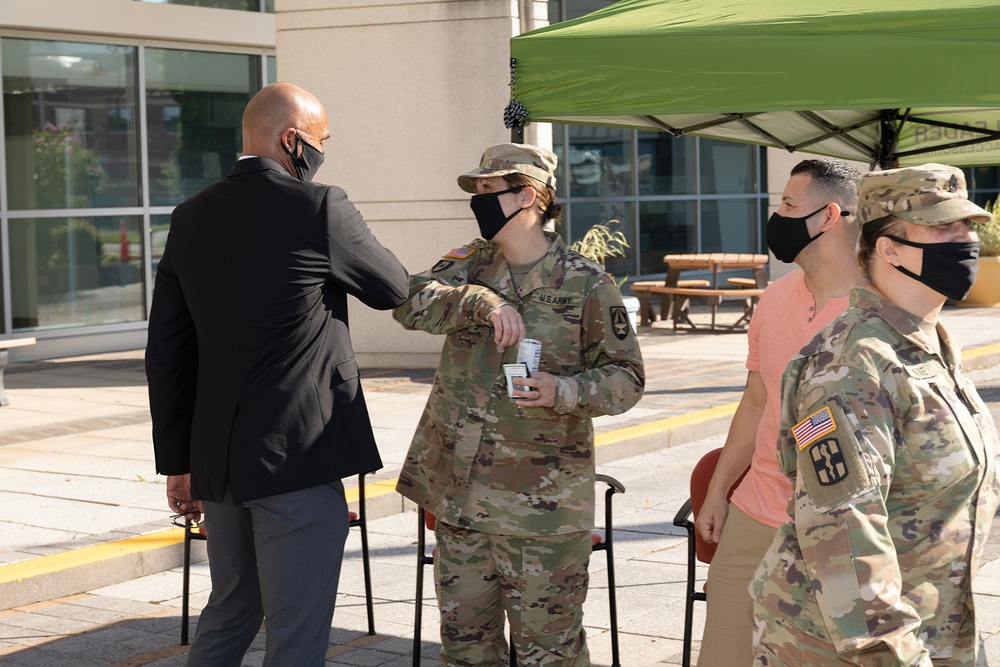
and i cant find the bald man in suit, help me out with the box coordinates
[146,82,408,666]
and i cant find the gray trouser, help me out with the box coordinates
[187,480,349,667]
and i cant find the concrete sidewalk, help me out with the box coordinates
[1,301,999,665]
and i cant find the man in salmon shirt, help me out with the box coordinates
[693,159,863,666]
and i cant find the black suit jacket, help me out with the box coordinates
[146,157,409,503]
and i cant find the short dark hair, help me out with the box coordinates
[790,159,860,212]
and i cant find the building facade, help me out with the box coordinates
[0,0,997,364]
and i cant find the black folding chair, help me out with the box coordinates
[178,471,376,644]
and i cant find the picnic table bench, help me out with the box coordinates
[0,337,37,406]
[630,253,769,331]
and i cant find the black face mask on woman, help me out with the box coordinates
[470,186,525,240]
[284,135,325,182]
[766,205,834,263]
[887,235,980,301]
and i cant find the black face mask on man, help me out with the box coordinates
[470,186,525,240]
[887,235,980,301]
[766,205,835,263]
[283,135,325,182]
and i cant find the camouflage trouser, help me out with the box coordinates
[434,521,592,667]
[751,610,846,666]
[753,605,985,666]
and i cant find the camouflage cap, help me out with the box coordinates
[457,143,557,193]
[857,163,991,226]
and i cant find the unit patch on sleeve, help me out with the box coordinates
[431,259,454,273]
[792,405,837,450]
[442,247,475,260]
[795,401,874,512]
[610,306,630,340]
[808,438,847,486]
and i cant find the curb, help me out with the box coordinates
[2,337,996,610]
[0,530,196,611]
[964,342,1000,372]
[0,405,739,610]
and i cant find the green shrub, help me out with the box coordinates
[570,220,629,268]
[976,199,1000,257]
[569,220,630,286]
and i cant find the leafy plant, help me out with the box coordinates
[32,123,105,209]
[570,219,630,269]
[975,199,1000,257]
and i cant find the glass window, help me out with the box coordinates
[700,199,760,253]
[566,202,635,278]
[551,138,568,199]
[699,138,757,194]
[548,0,563,22]
[638,201,697,273]
[3,38,140,210]
[266,55,277,85]
[967,166,1000,207]
[0,247,4,333]
[10,215,145,331]
[638,130,696,195]
[549,0,615,21]
[150,213,171,276]
[568,125,633,198]
[134,0,272,11]
[145,47,260,205]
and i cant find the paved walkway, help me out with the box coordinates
[0,301,999,665]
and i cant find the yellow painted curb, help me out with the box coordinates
[345,478,399,505]
[0,528,185,585]
[1,399,742,585]
[596,401,739,447]
[965,342,1000,362]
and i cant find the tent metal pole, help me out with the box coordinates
[877,109,900,169]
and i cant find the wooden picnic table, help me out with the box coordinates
[631,253,769,331]
[663,253,769,290]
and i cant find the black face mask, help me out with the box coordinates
[470,186,525,240]
[283,135,325,182]
[887,235,980,301]
[766,205,832,263]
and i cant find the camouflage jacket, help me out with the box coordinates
[393,233,644,536]
[752,288,1000,666]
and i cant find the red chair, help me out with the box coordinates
[179,472,376,644]
[412,473,625,667]
[671,448,749,667]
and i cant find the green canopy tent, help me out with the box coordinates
[508,0,1000,168]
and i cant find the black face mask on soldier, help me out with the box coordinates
[766,205,834,263]
[887,236,980,301]
[283,135,325,182]
[470,186,525,241]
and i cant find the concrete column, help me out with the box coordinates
[276,0,549,368]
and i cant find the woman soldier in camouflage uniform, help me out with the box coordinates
[751,164,1000,666]
[393,143,644,666]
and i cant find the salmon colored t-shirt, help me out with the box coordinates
[729,269,851,528]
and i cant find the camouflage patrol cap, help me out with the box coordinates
[857,163,991,226]
[457,143,557,193]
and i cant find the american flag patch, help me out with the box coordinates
[442,247,475,259]
[792,406,837,450]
